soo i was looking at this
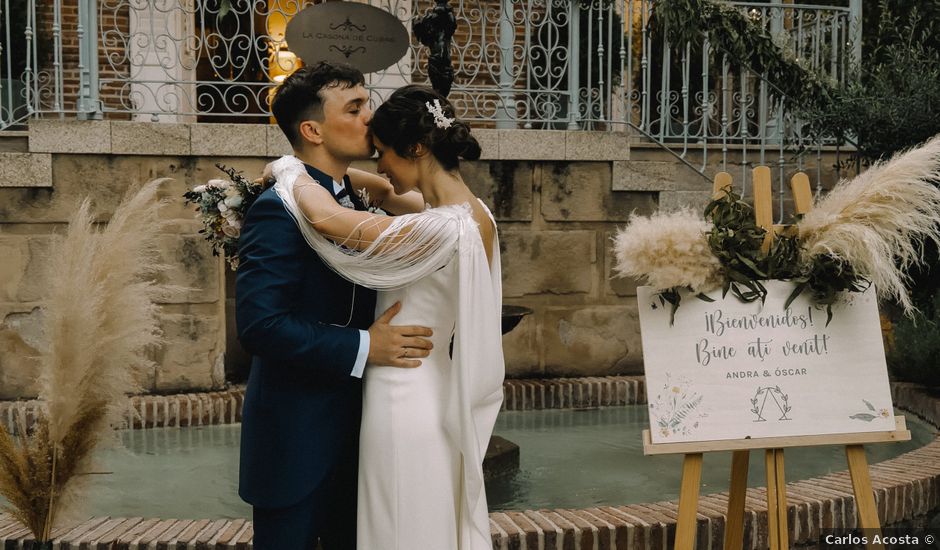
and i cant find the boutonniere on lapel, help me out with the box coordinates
[356,188,385,214]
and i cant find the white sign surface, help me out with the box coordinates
[637,281,895,445]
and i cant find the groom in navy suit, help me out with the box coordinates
[236,63,432,549]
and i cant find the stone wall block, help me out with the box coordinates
[266,125,292,157]
[0,307,43,399]
[0,156,144,223]
[21,237,55,303]
[542,305,644,377]
[142,157,269,222]
[0,236,55,303]
[156,234,220,304]
[629,146,847,193]
[614,159,712,193]
[566,131,630,161]
[139,357,164,392]
[29,120,111,153]
[134,156,196,214]
[461,160,534,221]
[191,156,269,188]
[0,153,53,187]
[191,124,267,157]
[152,311,224,392]
[658,190,711,212]
[604,230,640,297]
[0,237,28,303]
[499,129,566,160]
[502,311,541,377]
[500,231,596,297]
[542,162,657,222]
[111,122,191,156]
[473,129,498,160]
[612,160,680,192]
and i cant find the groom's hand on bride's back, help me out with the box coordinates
[367,301,433,368]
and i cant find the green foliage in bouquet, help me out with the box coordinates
[647,189,799,324]
[183,164,264,270]
[614,136,940,327]
[786,253,871,327]
[705,189,787,304]
[700,189,869,325]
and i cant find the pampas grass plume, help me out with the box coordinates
[612,208,722,293]
[798,136,940,315]
[0,179,174,540]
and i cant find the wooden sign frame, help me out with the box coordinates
[641,167,912,550]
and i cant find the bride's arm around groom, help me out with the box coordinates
[346,166,426,214]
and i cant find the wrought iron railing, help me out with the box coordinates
[1,0,860,176]
[624,2,860,183]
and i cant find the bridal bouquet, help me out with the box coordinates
[184,164,264,270]
[612,136,940,323]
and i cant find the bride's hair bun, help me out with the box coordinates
[370,85,480,170]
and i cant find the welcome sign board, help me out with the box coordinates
[637,281,895,445]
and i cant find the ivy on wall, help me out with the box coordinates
[651,0,839,135]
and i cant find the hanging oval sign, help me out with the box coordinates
[285,2,410,74]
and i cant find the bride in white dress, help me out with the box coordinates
[271,85,505,550]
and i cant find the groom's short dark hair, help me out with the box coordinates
[271,62,366,147]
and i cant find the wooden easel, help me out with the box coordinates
[642,167,913,550]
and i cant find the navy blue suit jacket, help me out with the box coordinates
[236,165,377,508]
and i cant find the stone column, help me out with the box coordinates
[129,0,197,122]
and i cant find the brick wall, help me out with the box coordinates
[36,0,130,115]
[31,1,579,125]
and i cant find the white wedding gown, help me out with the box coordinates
[358,252,485,550]
[271,156,505,550]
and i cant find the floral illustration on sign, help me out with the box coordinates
[750,386,792,422]
[850,399,891,422]
[649,374,707,438]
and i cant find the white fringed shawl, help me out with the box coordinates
[273,155,505,549]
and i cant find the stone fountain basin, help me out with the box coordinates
[501,305,532,335]
[2,379,938,549]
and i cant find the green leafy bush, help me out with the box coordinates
[813,1,940,162]
[806,1,940,314]
[888,291,940,387]
[651,0,838,132]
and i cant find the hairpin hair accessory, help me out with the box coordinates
[426,99,455,129]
